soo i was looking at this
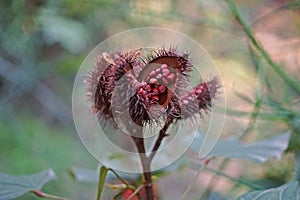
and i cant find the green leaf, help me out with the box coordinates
[69,166,139,184]
[96,166,108,200]
[0,168,56,200]
[238,182,299,200]
[191,132,290,163]
[68,167,98,183]
[207,192,227,200]
[251,178,285,190]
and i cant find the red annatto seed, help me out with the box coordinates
[138,90,146,97]
[141,81,147,86]
[145,85,152,92]
[162,78,169,85]
[149,78,157,84]
[149,70,156,77]
[162,68,170,76]
[138,88,144,95]
[158,85,166,93]
[152,88,159,95]
[160,64,168,69]
[195,89,202,95]
[167,73,175,82]
[152,95,159,101]
[156,74,162,79]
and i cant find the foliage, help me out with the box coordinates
[238,182,299,200]
[0,169,57,200]
[190,132,290,163]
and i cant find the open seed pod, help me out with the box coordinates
[128,48,193,126]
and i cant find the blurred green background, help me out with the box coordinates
[1,0,300,199]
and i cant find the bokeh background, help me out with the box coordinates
[1,0,300,199]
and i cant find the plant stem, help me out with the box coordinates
[127,185,145,200]
[32,190,71,200]
[225,0,300,95]
[107,168,135,189]
[131,122,171,200]
[148,122,171,162]
[132,136,154,200]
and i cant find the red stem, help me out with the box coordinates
[132,136,154,200]
[148,122,171,162]
[131,121,171,200]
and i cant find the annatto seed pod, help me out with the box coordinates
[86,47,220,128]
[129,47,192,125]
[85,49,142,123]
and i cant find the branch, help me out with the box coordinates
[32,190,71,200]
[148,121,171,163]
[131,136,154,200]
[131,121,172,200]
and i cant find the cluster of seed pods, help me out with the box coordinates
[87,48,219,126]
[137,64,177,106]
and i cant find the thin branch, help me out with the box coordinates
[249,1,292,26]
[126,185,144,200]
[240,99,262,140]
[32,190,71,200]
[107,168,136,190]
[148,121,171,163]
[131,136,154,200]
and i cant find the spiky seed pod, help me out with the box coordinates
[85,49,143,123]
[180,77,220,118]
[129,47,193,125]
[86,47,220,128]
[145,47,192,75]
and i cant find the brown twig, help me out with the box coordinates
[148,121,171,163]
[132,136,154,200]
[131,121,171,200]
